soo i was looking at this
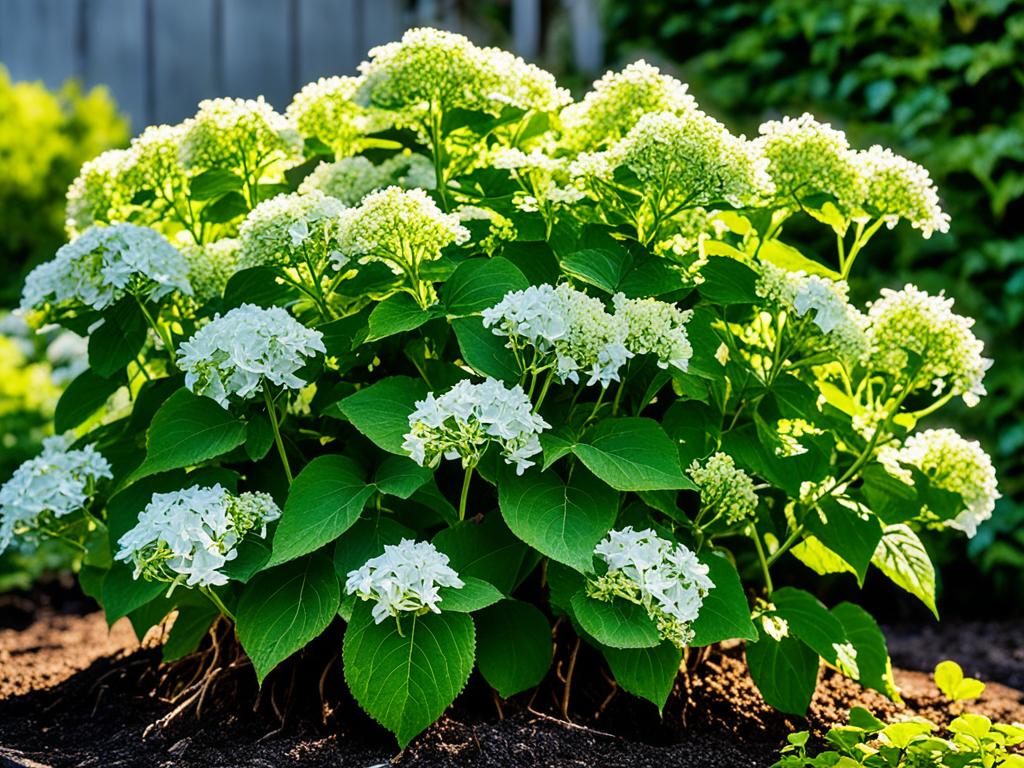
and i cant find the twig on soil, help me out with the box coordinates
[560,637,581,721]
[318,650,340,725]
[525,707,623,742]
[595,667,618,719]
[491,689,505,720]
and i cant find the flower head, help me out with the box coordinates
[180,237,243,302]
[612,293,693,371]
[0,435,112,553]
[286,75,391,157]
[180,97,302,171]
[237,191,347,270]
[590,527,713,648]
[757,113,865,212]
[65,148,136,233]
[560,60,695,152]
[402,377,549,475]
[858,145,949,237]
[865,284,990,405]
[687,452,758,525]
[115,484,281,587]
[345,538,463,624]
[298,153,435,205]
[20,224,192,314]
[881,429,999,538]
[177,304,326,408]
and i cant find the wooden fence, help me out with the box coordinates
[0,0,602,130]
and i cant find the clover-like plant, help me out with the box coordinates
[0,29,999,747]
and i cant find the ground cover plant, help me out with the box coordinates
[0,28,1000,748]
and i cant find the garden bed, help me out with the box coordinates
[1,594,1021,768]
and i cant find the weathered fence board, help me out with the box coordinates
[151,0,221,125]
[81,0,146,121]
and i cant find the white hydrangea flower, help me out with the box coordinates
[0,435,112,553]
[179,96,302,171]
[286,75,392,157]
[755,263,868,365]
[65,148,136,233]
[560,60,696,152]
[237,191,347,270]
[865,284,990,405]
[612,293,693,372]
[177,304,326,408]
[115,484,281,587]
[345,538,464,624]
[124,122,188,190]
[179,237,243,302]
[482,283,631,387]
[590,526,714,648]
[20,224,193,314]
[858,145,949,237]
[881,429,999,538]
[402,377,549,475]
[297,153,435,206]
[687,452,758,525]
[756,113,865,212]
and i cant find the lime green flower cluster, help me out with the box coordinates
[180,96,302,174]
[179,238,242,302]
[298,153,434,206]
[687,452,759,525]
[286,76,392,158]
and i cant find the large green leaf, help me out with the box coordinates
[100,562,166,626]
[336,376,428,454]
[746,629,820,715]
[690,551,756,646]
[475,599,552,698]
[570,591,660,649]
[871,524,938,618]
[452,316,520,382]
[831,602,899,700]
[498,466,618,572]
[162,602,219,662]
[268,455,374,567]
[89,299,147,377]
[436,576,503,613]
[573,418,694,491]
[560,247,631,293]
[770,587,848,665]
[372,455,432,499]
[55,369,125,433]
[603,642,682,714]
[343,603,475,747]
[236,553,341,683]
[443,257,529,317]
[132,389,247,480]
[332,516,416,582]
[804,497,883,584]
[366,293,442,341]
[432,514,533,594]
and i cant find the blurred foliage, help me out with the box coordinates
[606,0,1024,603]
[0,65,129,305]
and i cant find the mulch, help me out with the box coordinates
[0,590,1021,768]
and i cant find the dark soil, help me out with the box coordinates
[0,596,1021,768]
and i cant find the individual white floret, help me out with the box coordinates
[345,538,464,624]
[590,526,714,648]
[115,484,281,587]
[20,224,192,313]
[177,304,326,408]
[0,435,112,553]
[402,378,549,475]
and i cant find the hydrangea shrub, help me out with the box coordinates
[0,28,999,746]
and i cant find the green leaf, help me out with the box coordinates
[373,455,432,499]
[934,660,985,702]
[89,299,147,377]
[690,552,756,646]
[163,602,218,662]
[443,257,528,317]
[201,191,248,223]
[475,599,551,698]
[498,465,618,572]
[437,576,503,613]
[697,257,759,304]
[757,239,839,279]
[236,552,341,683]
[770,587,848,665]
[432,514,532,594]
[804,498,883,584]
[55,369,125,432]
[223,267,300,309]
[560,247,632,293]
[268,455,374,567]
[570,591,660,649]
[366,293,442,341]
[452,316,520,382]
[831,602,899,700]
[332,516,416,583]
[244,412,275,461]
[336,376,429,455]
[189,168,243,200]
[871,524,938,618]
[132,389,247,480]
[792,535,857,577]
[603,642,682,713]
[343,603,475,747]
[573,418,694,491]
[100,562,166,626]
[746,629,820,715]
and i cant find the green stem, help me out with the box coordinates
[202,586,236,621]
[751,525,774,594]
[534,370,555,411]
[136,297,177,366]
[263,387,294,485]
[458,464,474,522]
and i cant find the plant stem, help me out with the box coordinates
[751,525,774,594]
[264,387,294,485]
[202,587,236,622]
[458,465,474,522]
[136,297,177,366]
